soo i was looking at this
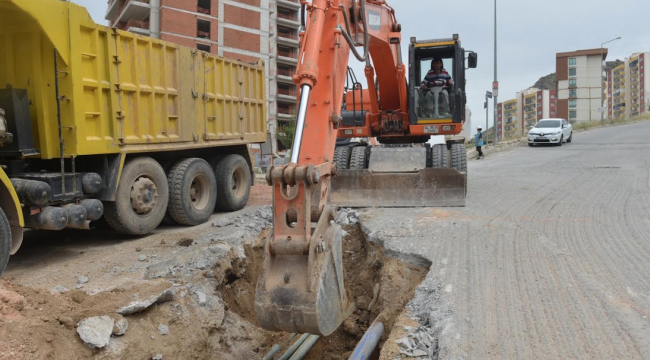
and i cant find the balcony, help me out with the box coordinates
[125,19,150,35]
[277,0,301,10]
[277,10,300,28]
[277,87,297,103]
[277,47,298,65]
[276,67,295,84]
[277,27,300,47]
[111,0,151,26]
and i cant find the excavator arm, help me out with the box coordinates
[255,0,404,336]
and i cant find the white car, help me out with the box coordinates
[528,118,573,146]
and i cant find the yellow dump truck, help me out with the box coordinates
[0,0,267,274]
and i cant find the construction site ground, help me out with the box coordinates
[2,121,650,359]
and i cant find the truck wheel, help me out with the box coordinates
[215,154,251,212]
[349,147,367,170]
[333,147,351,170]
[450,143,468,195]
[0,207,11,276]
[431,144,448,168]
[167,158,217,226]
[104,157,169,235]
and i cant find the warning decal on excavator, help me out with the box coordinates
[367,10,382,30]
[424,125,440,134]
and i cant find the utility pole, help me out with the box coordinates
[493,0,498,145]
[485,91,492,148]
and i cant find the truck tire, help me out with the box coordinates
[215,154,251,212]
[431,144,448,168]
[450,143,468,194]
[349,146,367,170]
[167,158,217,226]
[104,157,169,235]
[333,147,351,170]
[0,207,11,277]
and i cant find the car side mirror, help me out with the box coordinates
[562,125,566,129]
[468,52,478,69]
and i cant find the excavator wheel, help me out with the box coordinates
[334,147,351,170]
[349,146,368,170]
[449,143,468,195]
[431,144,448,168]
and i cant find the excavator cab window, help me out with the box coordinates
[408,39,466,125]
[416,56,456,119]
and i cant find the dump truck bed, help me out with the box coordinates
[0,0,266,159]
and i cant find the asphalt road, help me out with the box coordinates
[361,121,650,359]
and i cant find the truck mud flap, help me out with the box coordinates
[330,168,466,207]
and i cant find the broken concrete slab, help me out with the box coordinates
[158,324,169,335]
[77,275,89,284]
[116,287,174,315]
[77,316,114,349]
[212,217,233,227]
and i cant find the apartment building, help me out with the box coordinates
[520,89,557,130]
[497,98,519,139]
[606,52,649,119]
[556,49,607,123]
[105,0,301,152]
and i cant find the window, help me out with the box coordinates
[537,103,542,107]
[197,19,211,38]
[197,43,211,52]
[569,57,576,66]
[538,111,542,115]
[569,100,577,108]
[569,68,577,77]
[569,110,577,119]
[569,89,577,98]
[551,110,556,115]
[569,79,577,87]
[198,0,211,13]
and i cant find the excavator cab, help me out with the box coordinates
[409,35,477,128]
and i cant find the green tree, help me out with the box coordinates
[276,120,296,150]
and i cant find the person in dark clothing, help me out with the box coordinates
[475,126,484,159]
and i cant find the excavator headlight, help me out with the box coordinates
[442,125,452,131]
[343,129,353,135]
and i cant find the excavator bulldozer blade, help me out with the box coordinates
[255,206,355,336]
[330,168,466,207]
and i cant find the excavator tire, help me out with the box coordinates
[349,146,367,170]
[431,144,448,168]
[450,143,468,195]
[333,147,351,170]
[0,207,10,277]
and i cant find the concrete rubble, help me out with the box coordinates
[112,318,129,336]
[116,287,175,315]
[76,316,115,349]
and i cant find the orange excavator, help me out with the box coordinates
[255,0,477,336]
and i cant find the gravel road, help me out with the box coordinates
[362,121,650,359]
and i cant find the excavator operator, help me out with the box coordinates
[419,57,454,118]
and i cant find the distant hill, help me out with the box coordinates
[532,73,556,90]
[605,60,624,72]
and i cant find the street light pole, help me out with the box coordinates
[493,0,498,145]
[600,36,621,121]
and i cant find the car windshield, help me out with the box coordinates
[535,120,561,128]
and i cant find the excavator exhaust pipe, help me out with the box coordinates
[255,205,355,336]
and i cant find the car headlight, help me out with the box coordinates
[549,131,561,135]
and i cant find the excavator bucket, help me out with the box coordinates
[330,147,466,207]
[255,205,355,336]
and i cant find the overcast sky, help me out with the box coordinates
[74,0,650,131]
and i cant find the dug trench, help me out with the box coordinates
[0,208,430,360]
[222,224,430,359]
